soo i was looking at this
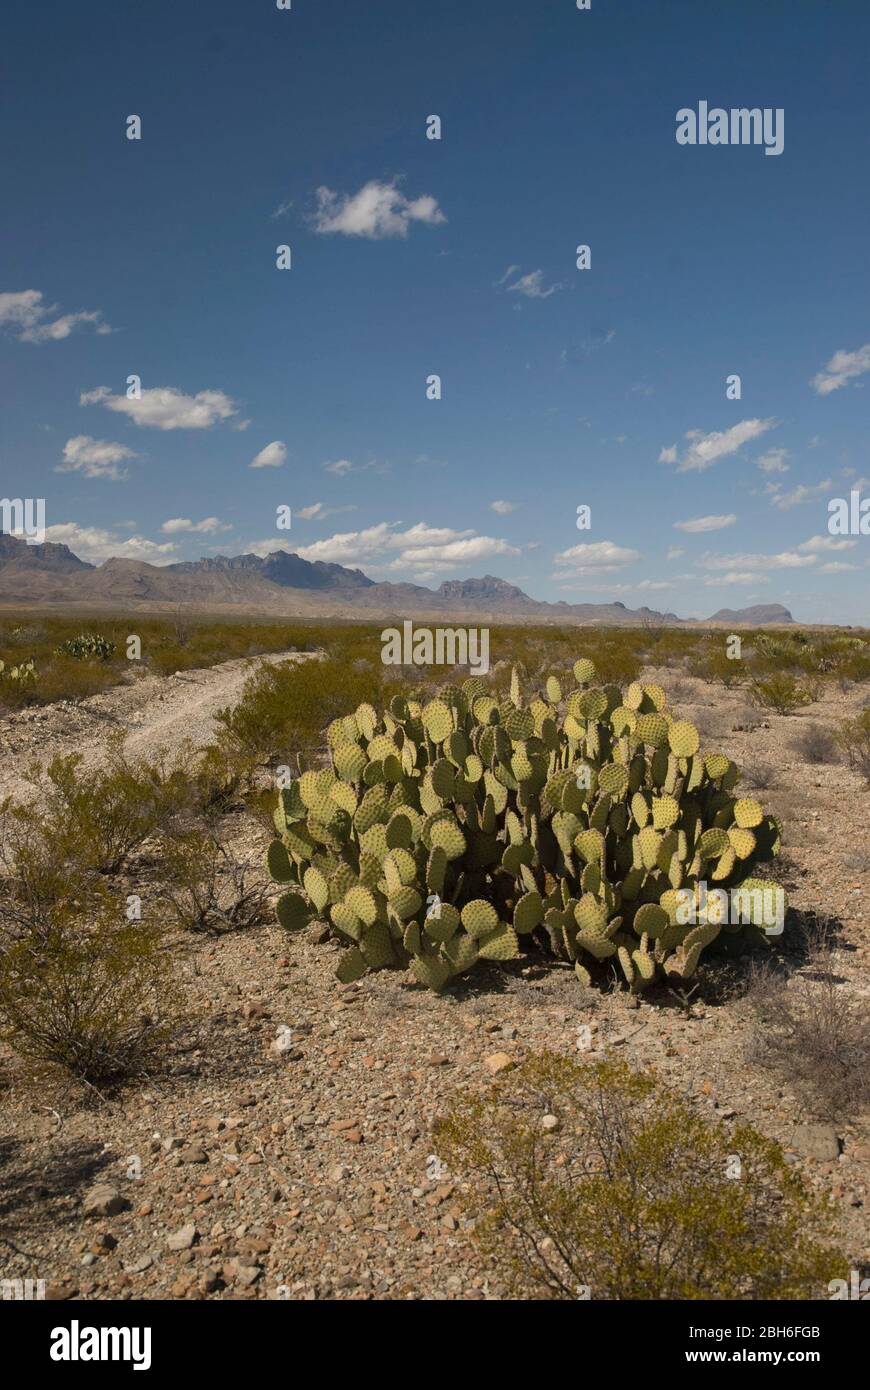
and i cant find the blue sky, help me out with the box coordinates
[2,0,868,623]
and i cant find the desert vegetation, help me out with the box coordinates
[0,618,866,1301]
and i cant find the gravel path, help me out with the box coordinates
[0,650,315,802]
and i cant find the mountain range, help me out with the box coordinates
[0,534,794,626]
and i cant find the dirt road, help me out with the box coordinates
[0,649,315,803]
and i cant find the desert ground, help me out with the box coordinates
[0,632,867,1301]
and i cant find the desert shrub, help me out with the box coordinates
[216,656,388,759]
[0,801,111,945]
[791,723,838,765]
[159,826,271,934]
[0,906,178,1084]
[179,740,258,819]
[835,708,870,785]
[267,659,784,995]
[17,737,185,875]
[744,940,870,1120]
[749,673,811,715]
[689,644,744,688]
[434,1052,845,1300]
[54,632,115,662]
[740,761,778,790]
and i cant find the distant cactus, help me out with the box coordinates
[267,660,785,994]
[0,658,37,685]
[55,633,116,662]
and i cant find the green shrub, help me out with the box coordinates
[18,736,186,874]
[0,906,179,1084]
[835,707,870,785]
[749,673,811,714]
[434,1052,846,1300]
[689,644,744,688]
[267,660,784,995]
[216,657,389,759]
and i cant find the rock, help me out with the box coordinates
[269,1025,295,1058]
[541,1114,559,1132]
[791,1124,841,1161]
[82,1184,131,1219]
[166,1223,198,1252]
[182,1146,208,1164]
[124,1255,153,1274]
[484,1052,515,1076]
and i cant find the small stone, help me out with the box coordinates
[484,1052,515,1076]
[124,1255,153,1274]
[82,1184,131,1219]
[166,1223,198,1252]
[541,1114,559,1132]
[182,1146,208,1165]
[791,1124,841,1162]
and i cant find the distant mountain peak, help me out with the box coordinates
[707,603,794,625]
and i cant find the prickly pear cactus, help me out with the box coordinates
[268,661,785,994]
[55,633,115,661]
[0,657,37,684]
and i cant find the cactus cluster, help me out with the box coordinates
[267,659,785,994]
[55,633,116,662]
[0,658,36,684]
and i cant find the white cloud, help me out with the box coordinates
[673,514,737,534]
[757,448,790,474]
[765,478,832,510]
[161,517,229,535]
[490,500,517,515]
[0,289,110,343]
[294,502,357,522]
[553,541,641,576]
[250,440,287,469]
[703,572,767,586]
[666,546,685,561]
[812,343,870,395]
[323,458,355,476]
[271,198,294,219]
[502,268,561,299]
[661,418,776,473]
[312,180,446,239]
[820,562,859,574]
[699,550,817,572]
[56,435,136,480]
[42,523,176,564]
[81,385,237,430]
[289,521,517,576]
[797,534,857,553]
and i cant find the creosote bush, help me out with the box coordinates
[744,936,870,1120]
[434,1052,846,1300]
[159,825,271,934]
[835,707,870,785]
[0,905,179,1084]
[17,736,187,874]
[268,658,785,995]
[749,672,811,715]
